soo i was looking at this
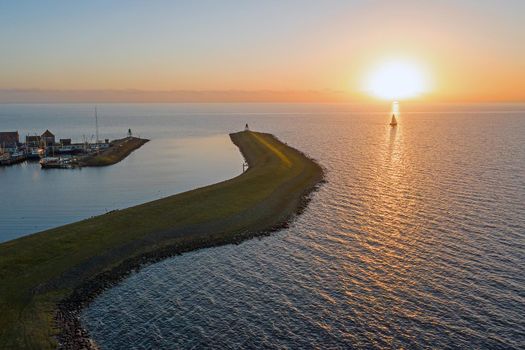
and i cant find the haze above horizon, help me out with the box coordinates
[1,0,524,103]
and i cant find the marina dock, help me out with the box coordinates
[0,129,148,169]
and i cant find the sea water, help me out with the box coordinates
[2,103,524,348]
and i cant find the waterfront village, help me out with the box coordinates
[0,128,145,169]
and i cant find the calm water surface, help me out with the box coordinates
[0,104,247,241]
[2,103,524,348]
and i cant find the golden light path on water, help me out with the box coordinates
[356,124,420,301]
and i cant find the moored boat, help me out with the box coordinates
[39,156,78,169]
[57,145,75,154]
[0,149,26,165]
[0,151,10,165]
[26,148,42,159]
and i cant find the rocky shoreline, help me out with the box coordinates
[55,177,326,349]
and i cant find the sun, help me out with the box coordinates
[364,59,429,100]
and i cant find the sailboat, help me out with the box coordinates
[390,113,398,127]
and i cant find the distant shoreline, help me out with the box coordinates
[0,131,324,349]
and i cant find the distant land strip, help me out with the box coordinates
[0,131,324,349]
[79,137,149,167]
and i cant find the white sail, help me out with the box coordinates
[390,114,397,126]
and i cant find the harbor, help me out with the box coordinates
[0,129,148,169]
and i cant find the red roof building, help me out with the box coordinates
[0,131,19,148]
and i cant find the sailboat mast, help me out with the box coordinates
[390,101,398,126]
[95,107,99,144]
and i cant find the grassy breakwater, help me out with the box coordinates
[0,131,324,349]
[78,136,149,167]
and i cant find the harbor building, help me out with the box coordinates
[26,135,41,147]
[41,130,55,147]
[0,131,20,152]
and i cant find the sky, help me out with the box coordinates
[1,0,524,103]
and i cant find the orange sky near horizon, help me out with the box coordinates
[1,1,524,103]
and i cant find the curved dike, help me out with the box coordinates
[0,131,324,349]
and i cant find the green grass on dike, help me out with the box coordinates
[0,131,323,349]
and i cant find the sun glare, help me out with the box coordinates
[365,59,429,100]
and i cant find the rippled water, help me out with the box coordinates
[5,103,525,348]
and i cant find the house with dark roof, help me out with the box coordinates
[26,135,41,147]
[0,131,20,149]
[41,130,55,146]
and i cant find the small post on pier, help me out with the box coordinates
[245,123,249,131]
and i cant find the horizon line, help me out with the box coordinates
[1,88,524,104]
